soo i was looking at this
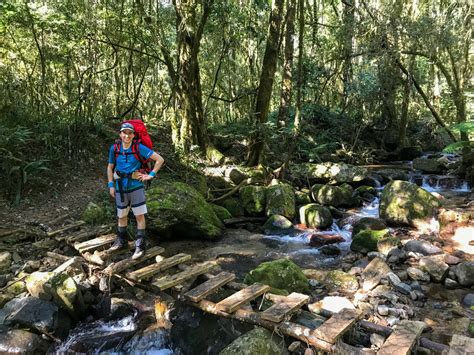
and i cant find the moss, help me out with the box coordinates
[469,320,474,336]
[244,259,309,294]
[352,217,387,237]
[219,327,288,355]
[240,185,266,216]
[263,215,293,235]
[379,180,441,226]
[324,270,359,293]
[265,183,295,219]
[351,229,390,254]
[81,202,109,225]
[211,204,232,221]
[299,203,333,228]
[147,181,224,240]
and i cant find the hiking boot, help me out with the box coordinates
[110,237,127,251]
[132,245,145,260]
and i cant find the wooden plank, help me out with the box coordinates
[184,272,236,302]
[260,292,310,323]
[378,320,427,355]
[215,283,270,313]
[74,234,115,253]
[126,253,192,281]
[312,308,361,344]
[103,246,165,275]
[152,262,216,291]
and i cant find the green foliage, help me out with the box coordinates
[0,126,49,204]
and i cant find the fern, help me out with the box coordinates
[451,121,474,134]
[442,141,473,153]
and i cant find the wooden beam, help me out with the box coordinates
[152,262,216,291]
[74,234,115,253]
[378,320,427,355]
[260,292,309,323]
[215,283,270,313]
[312,308,361,344]
[184,272,236,302]
[103,246,165,275]
[126,253,191,281]
[195,299,335,352]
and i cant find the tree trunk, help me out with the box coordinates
[341,0,355,107]
[246,0,285,166]
[173,0,213,153]
[277,0,296,128]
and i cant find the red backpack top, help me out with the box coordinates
[113,119,153,173]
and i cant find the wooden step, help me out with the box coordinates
[152,262,216,291]
[103,246,165,275]
[312,308,361,344]
[260,292,310,323]
[184,272,236,302]
[84,241,135,265]
[74,234,115,253]
[126,253,192,281]
[378,320,427,355]
[215,283,270,313]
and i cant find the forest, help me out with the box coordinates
[0,0,473,354]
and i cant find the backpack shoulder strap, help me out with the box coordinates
[113,140,122,161]
[131,139,145,163]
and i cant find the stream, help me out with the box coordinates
[54,170,471,354]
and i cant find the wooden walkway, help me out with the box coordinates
[56,229,466,354]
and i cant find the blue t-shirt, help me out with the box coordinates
[109,143,154,191]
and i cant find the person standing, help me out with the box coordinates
[107,122,164,259]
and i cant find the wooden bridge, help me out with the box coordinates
[47,224,472,354]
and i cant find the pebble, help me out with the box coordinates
[461,293,474,308]
[444,278,460,289]
[378,304,389,316]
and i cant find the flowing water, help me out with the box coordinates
[56,169,470,353]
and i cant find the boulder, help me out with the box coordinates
[81,202,109,225]
[455,262,474,287]
[3,296,72,338]
[406,267,430,282]
[50,273,86,319]
[351,229,390,254]
[0,329,49,354]
[265,182,295,219]
[225,167,249,185]
[354,186,377,201]
[290,162,368,184]
[240,185,266,216]
[0,252,12,274]
[244,259,309,295]
[211,204,232,222]
[379,180,441,227]
[403,240,442,255]
[217,197,244,217]
[419,255,449,283]
[377,236,400,256]
[263,215,293,235]
[322,270,359,293]
[219,327,288,355]
[147,181,224,239]
[295,189,312,205]
[352,217,387,238]
[311,184,355,207]
[299,204,333,229]
[25,271,55,300]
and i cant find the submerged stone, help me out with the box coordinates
[219,327,288,355]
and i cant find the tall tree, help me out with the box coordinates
[247,0,285,166]
[277,0,296,128]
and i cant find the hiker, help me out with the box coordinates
[107,122,164,259]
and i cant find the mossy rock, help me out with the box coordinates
[265,182,295,219]
[323,270,359,293]
[352,217,387,238]
[81,202,109,225]
[351,229,390,254]
[244,259,309,295]
[219,327,288,355]
[299,204,333,229]
[211,204,232,221]
[469,320,474,336]
[379,180,441,226]
[295,189,312,205]
[263,215,293,235]
[217,197,244,217]
[290,162,368,184]
[311,184,354,207]
[50,273,85,319]
[147,181,224,240]
[240,185,266,216]
[354,185,377,200]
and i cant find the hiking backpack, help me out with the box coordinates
[113,119,153,174]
